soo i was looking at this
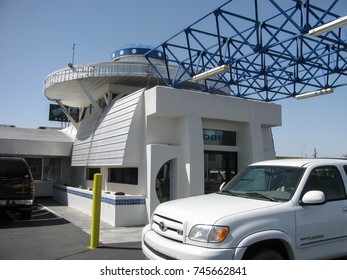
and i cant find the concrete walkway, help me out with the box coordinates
[36,198,144,245]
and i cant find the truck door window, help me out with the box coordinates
[303,166,347,201]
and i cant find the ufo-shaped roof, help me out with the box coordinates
[43,43,225,109]
[44,43,173,108]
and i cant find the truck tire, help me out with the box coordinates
[249,249,284,260]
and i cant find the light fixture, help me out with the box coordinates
[192,64,230,81]
[295,88,334,100]
[308,15,347,36]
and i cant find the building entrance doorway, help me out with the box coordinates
[155,160,172,203]
[204,151,237,194]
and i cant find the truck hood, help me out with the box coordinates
[154,193,280,224]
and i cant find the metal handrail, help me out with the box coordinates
[43,61,180,90]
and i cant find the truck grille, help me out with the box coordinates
[152,214,185,243]
[143,241,177,260]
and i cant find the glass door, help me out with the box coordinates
[204,151,237,194]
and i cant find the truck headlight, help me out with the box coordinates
[188,225,229,243]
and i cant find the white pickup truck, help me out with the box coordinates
[142,159,347,260]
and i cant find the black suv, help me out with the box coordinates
[0,157,35,219]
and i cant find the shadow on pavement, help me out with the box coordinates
[0,200,145,260]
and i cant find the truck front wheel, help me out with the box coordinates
[247,249,284,260]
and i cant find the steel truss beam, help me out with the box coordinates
[145,0,347,101]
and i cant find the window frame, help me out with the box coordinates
[25,157,61,182]
[86,168,101,180]
[302,165,347,202]
[108,167,138,185]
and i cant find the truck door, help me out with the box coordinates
[295,165,347,259]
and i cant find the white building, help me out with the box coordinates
[0,126,74,196]
[2,44,282,226]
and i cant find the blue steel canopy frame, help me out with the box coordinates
[145,0,347,101]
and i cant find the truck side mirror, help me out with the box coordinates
[300,190,326,206]
[219,181,227,191]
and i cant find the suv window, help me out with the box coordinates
[0,158,31,179]
[303,166,347,201]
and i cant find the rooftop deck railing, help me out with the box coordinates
[43,62,181,90]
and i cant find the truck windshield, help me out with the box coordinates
[221,166,305,202]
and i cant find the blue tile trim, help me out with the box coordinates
[53,185,145,206]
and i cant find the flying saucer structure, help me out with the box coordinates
[44,44,190,120]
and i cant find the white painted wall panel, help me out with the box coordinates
[71,89,144,166]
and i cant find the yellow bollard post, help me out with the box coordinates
[89,173,102,249]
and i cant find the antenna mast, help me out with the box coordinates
[71,43,76,65]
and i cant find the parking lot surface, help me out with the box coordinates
[0,198,145,260]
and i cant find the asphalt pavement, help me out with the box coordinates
[0,197,145,260]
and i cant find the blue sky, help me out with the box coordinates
[1,0,347,158]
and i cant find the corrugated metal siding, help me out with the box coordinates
[71,89,144,166]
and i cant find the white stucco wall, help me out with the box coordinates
[143,86,281,216]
